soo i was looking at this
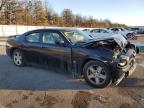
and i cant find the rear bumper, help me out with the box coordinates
[6,45,11,57]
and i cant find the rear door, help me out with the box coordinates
[41,30,72,72]
[22,31,43,63]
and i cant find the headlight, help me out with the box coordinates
[118,59,127,67]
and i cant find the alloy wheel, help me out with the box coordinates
[87,65,106,85]
[13,51,22,66]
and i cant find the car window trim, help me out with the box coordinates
[25,31,42,43]
[41,30,66,45]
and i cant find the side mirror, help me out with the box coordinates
[56,40,65,46]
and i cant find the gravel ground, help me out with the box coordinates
[0,37,144,108]
[130,36,144,44]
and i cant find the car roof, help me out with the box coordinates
[91,28,107,30]
[27,28,78,33]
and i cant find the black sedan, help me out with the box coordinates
[6,28,137,88]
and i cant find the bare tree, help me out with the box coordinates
[0,0,127,27]
[32,0,47,25]
[0,0,5,11]
[62,9,74,27]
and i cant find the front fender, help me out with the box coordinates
[77,56,111,76]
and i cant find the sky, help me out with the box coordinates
[46,0,144,26]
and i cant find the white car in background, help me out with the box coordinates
[108,28,135,39]
[82,29,92,36]
[90,28,113,37]
[88,28,127,41]
[82,28,136,40]
[83,28,115,38]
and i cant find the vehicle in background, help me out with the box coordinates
[82,29,90,32]
[83,28,136,40]
[82,29,92,36]
[108,28,136,39]
[6,28,137,88]
[137,28,144,34]
[134,43,144,53]
[90,28,113,37]
[130,27,140,34]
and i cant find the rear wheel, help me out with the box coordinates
[12,49,25,67]
[83,60,112,88]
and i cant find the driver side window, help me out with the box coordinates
[43,32,63,44]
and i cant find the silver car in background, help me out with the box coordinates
[108,28,135,39]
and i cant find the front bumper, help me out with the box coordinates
[114,57,136,78]
[111,49,136,84]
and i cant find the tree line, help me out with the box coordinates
[0,0,126,28]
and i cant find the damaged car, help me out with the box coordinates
[6,29,137,88]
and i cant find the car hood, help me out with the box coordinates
[91,34,128,49]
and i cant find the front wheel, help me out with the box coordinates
[12,49,26,67]
[126,33,133,39]
[83,60,112,88]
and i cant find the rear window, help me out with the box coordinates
[26,32,40,43]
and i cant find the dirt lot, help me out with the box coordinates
[0,37,144,108]
[130,36,144,44]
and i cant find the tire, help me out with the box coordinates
[12,49,26,67]
[126,33,132,39]
[83,60,112,88]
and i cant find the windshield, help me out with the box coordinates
[63,30,93,45]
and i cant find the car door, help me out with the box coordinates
[22,31,43,63]
[41,30,72,73]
